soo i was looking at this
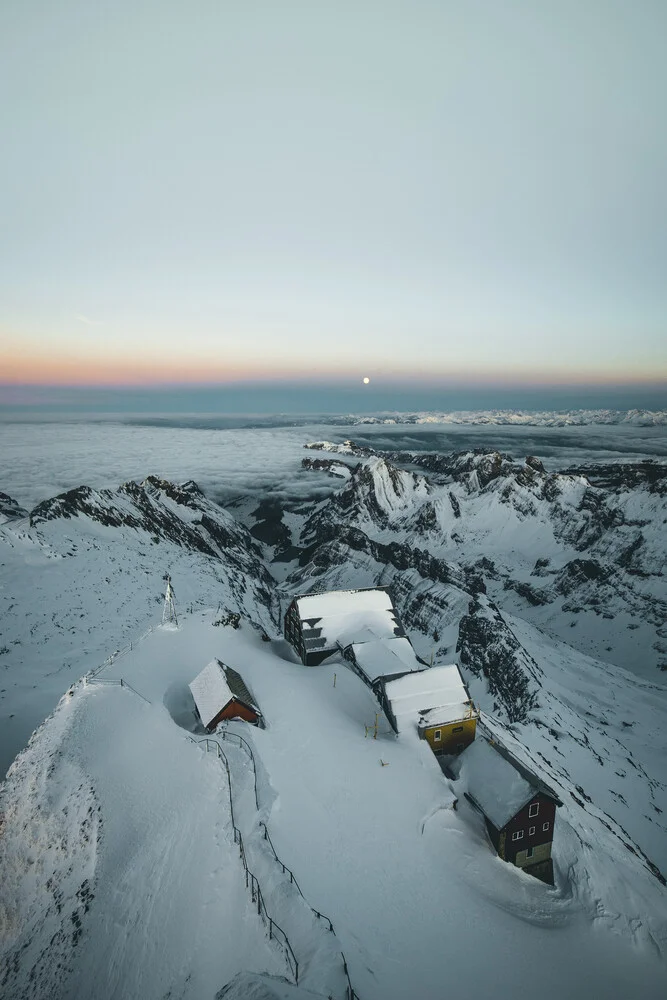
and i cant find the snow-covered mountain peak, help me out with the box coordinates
[0,491,28,524]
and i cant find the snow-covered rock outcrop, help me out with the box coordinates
[0,491,28,524]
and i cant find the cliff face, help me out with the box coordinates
[456,595,540,722]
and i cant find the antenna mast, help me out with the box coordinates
[162,574,179,627]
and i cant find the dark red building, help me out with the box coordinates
[455,735,562,883]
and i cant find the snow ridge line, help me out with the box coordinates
[189,734,361,1000]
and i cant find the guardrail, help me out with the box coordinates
[85,676,151,705]
[215,727,259,810]
[209,729,360,1000]
[187,736,299,983]
[259,821,336,933]
[87,623,158,680]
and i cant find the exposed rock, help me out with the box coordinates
[0,492,28,521]
[456,595,540,722]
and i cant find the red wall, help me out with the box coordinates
[503,793,557,862]
[209,699,257,729]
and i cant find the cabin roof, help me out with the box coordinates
[346,636,421,683]
[382,663,473,731]
[454,737,562,829]
[295,587,394,620]
[189,659,257,728]
[295,588,404,654]
[223,664,257,711]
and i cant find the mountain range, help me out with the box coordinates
[1,440,666,998]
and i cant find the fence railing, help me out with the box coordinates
[202,730,360,1000]
[215,727,259,810]
[85,676,151,705]
[259,821,336,933]
[187,736,299,983]
[87,623,158,680]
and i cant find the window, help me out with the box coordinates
[529,826,535,836]
[452,725,464,733]
[526,847,534,860]
[433,730,442,742]
[511,830,524,842]
[528,803,539,818]
[542,821,550,832]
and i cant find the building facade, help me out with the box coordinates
[456,736,562,883]
[284,587,404,666]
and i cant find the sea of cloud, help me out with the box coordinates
[1,416,666,512]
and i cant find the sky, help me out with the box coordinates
[1,0,666,400]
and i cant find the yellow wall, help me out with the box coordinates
[515,842,552,868]
[422,716,477,754]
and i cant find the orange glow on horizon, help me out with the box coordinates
[1,344,665,389]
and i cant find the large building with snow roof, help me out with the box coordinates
[376,663,478,755]
[452,735,562,883]
[284,586,407,666]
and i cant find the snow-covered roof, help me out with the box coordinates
[383,664,473,731]
[347,636,422,684]
[454,737,559,829]
[296,588,403,654]
[296,587,394,620]
[189,660,235,728]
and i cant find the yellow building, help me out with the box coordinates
[378,663,478,756]
[420,708,478,755]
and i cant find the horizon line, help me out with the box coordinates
[1,374,666,391]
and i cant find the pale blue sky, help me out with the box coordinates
[1,0,666,386]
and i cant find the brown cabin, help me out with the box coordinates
[189,659,262,731]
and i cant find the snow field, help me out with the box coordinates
[0,658,287,1000]
[97,617,667,998]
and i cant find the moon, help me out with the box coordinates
[363,377,370,384]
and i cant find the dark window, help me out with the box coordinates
[529,826,535,836]
[511,830,524,842]
[542,821,550,832]
[452,725,464,733]
[528,803,539,818]
[433,730,442,741]
[526,847,534,859]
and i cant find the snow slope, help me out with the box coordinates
[2,615,666,999]
[0,648,286,1000]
